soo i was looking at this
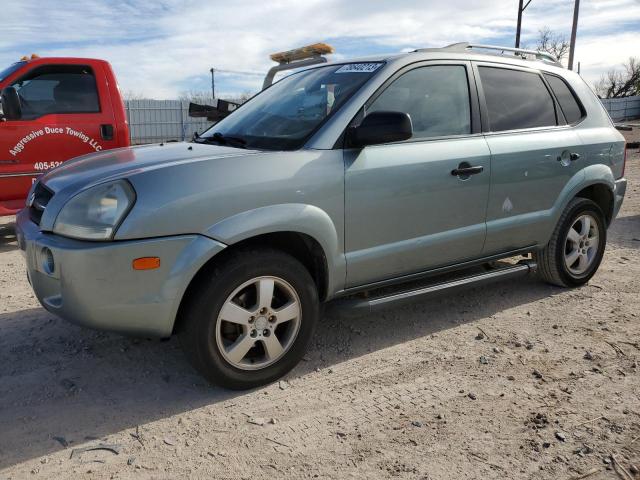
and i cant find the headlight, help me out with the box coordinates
[53,180,135,240]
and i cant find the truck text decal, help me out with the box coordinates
[9,127,103,156]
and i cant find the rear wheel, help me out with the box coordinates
[535,198,606,287]
[179,248,319,390]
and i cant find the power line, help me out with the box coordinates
[209,67,264,99]
[215,68,264,76]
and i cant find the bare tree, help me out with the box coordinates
[179,90,214,105]
[179,89,253,105]
[121,89,149,101]
[594,57,640,98]
[536,27,569,61]
[228,92,253,104]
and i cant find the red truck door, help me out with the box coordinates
[0,61,121,215]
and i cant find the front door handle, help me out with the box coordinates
[451,163,484,177]
[570,152,580,161]
[100,124,114,141]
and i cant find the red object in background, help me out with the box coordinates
[0,57,130,216]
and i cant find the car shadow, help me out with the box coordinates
[0,222,17,253]
[608,213,640,249]
[0,274,560,469]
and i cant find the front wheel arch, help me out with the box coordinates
[173,231,328,336]
[177,246,320,389]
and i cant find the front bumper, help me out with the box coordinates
[16,210,226,337]
[612,178,627,221]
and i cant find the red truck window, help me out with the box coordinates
[11,65,100,119]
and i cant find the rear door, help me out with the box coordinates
[474,63,584,255]
[345,61,491,287]
[0,63,117,212]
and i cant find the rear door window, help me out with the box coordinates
[12,65,100,119]
[543,74,584,124]
[367,65,471,140]
[478,66,557,132]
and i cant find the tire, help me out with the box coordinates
[534,197,607,287]
[179,248,319,390]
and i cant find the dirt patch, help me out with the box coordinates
[1,153,639,479]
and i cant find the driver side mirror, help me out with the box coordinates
[348,111,412,148]
[1,86,22,120]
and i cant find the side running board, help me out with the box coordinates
[333,261,537,315]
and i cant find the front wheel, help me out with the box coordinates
[179,248,319,390]
[535,198,606,287]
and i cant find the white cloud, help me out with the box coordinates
[1,0,638,98]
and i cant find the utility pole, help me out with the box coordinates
[210,68,215,100]
[568,0,580,70]
[515,0,533,48]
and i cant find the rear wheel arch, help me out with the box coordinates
[535,197,606,287]
[574,183,614,226]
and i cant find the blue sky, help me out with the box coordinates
[1,0,639,99]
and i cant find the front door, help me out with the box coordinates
[345,62,491,287]
[0,63,116,214]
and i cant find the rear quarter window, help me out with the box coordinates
[543,73,585,124]
[478,66,557,132]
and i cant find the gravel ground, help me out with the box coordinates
[1,152,639,480]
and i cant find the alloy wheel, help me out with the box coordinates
[564,214,600,276]
[215,276,302,370]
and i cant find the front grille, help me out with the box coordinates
[29,182,54,226]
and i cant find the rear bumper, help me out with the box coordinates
[612,178,627,221]
[16,209,226,337]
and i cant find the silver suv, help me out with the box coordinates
[16,43,627,389]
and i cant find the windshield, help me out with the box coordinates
[0,62,25,82]
[198,62,384,150]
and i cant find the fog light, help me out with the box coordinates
[42,247,55,274]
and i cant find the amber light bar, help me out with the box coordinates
[270,43,334,64]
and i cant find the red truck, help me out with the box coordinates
[0,56,130,215]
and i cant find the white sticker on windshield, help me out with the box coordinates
[335,63,382,74]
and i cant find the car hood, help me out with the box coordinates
[41,142,258,193]
[32,141,338,241]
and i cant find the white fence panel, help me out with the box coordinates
[601,95,640,122]
[125,100,214,145]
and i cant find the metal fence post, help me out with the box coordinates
[181,101,185,141]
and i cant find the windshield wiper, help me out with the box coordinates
[196,132,248,149]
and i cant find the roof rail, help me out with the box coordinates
[420,42,563,67]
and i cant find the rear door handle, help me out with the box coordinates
[557,151,581,163]
[451,165,484,177]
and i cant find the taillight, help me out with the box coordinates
[621,144,627,178]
